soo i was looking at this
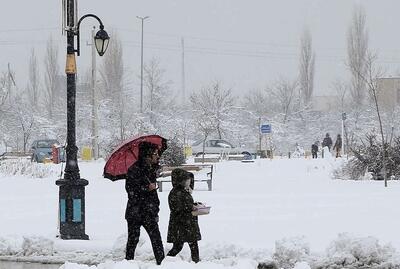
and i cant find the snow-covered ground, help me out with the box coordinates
[1,156,400,269]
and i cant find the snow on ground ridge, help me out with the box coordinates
[1,233,400,268]
[1,157,400,268]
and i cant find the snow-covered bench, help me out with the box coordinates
[157,164,213,192]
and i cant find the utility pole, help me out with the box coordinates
[137,16,149,113]
[90,27,99,160]
[181,37,186,105]
[7,63,16,104]
[258,117,262,153]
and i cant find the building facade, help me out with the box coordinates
[376,77,400,111]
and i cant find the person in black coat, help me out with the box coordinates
[333,134,342,158]
[322,133,333,151]
[125,142,164,265]
[167,168,201,263]
[311,141,318,159]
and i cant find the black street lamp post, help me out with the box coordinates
[56,0,109,240]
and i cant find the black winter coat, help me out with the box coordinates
[125,161,160,221]
[167,186,201,243]
[311,144,318,153]
[322,137,333,149]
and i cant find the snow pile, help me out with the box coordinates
[314,233,400,268]
[292,262,311,269]
[201,242,272,262]
[21,236,54,256]
[0,235,54,257]
[111,233,146,260]
[111,234,271,264]
[273,236,310,269]
[0,236,21,255]
[0,159,60,178]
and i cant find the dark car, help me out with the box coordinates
[31,139,63,163]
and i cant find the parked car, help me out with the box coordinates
[191,139,254,157]
[31,139,63,163]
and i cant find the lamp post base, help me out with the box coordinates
[56,178,89,240]
[59,233,89,240]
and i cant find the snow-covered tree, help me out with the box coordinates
[190,82,236,139]
[242,88,271,118]
[331,79,350,113]
[160,136,186,166]
[269,78,298,123]
[27,48,40,109]
[347,5,369,108]
[43,36,61,119]
[99,33,130,142]
[9,96,36,153]
[299,27,315,106]
[0,71,10,112]
[143,57,173,130]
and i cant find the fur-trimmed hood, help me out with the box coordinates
[171,168,189,188]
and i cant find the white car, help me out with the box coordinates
[191,139,253,157]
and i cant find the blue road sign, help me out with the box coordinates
[260,124,271,134]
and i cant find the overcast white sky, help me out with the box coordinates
[2,0,400,98]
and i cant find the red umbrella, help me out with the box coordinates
[103,134,167,181]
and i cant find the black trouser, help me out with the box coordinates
[167,241,199,263]
[312,152,317,158]
[126,217,165,265]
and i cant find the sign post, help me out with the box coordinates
[260,123,272,158]
[341,112,346,156]
[260,124,271,134]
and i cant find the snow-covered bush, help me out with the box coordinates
[0,159,60,178]
[337,134,400,180]
[332,157,371,181]
[21,236,54,256]
[0,236,21,255]
[273,236,310,269]
[313,233,398,268]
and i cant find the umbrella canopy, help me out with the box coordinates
[103,134,167,181]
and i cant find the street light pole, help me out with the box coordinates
[137,16,149,113]
[56,0,109,240]
[56,0,89,240]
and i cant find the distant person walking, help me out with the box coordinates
[322,133,333,151]
[125,142,165,265]
[167,169,201,263]
[333,134,342,158]
[321,133,333,158]
[311,141,319,159]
